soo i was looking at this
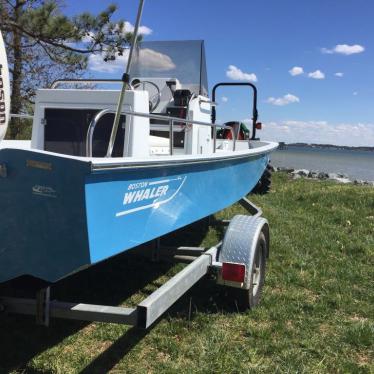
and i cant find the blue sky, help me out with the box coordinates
[65,0,374,146]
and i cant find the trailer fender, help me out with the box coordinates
[217,215,269,290]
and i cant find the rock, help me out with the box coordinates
[336,177,352,184]
[328,173,339,180]
[317,172,329,180]
[292,174,302,179]
[341,178,351,183]
[308,171,318,178]
[277,166,294,173]
[292,169,309,177]
[337,173,349,179]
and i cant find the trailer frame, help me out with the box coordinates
[0,197,263,329]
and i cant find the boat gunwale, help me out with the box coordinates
[0,141,278,171]
[89,141,278,171]
[91,150,275,172]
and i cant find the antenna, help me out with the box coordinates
[106,0,145,157]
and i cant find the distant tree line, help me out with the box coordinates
[0,0,132,139]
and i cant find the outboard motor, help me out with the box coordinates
[0,31,10,141]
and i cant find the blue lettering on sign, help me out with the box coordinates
[116,176,186,217]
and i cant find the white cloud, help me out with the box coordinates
[136,48,175,71]
[124,21,153,36]
[88,48,175,73]
[289,66,304,76]
[88,52,127,73]
[322,44,365,55]
[335,72,344,77]
[258,120,374,147]
[267,94,300,106]
[221,96,228,103]
[81,31,96,43]
[81,22,152,44]
[308,70,325,79]
[226,65,257,82]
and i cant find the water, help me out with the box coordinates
[271,147,374,181]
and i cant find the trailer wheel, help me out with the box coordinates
[217,215,269,311]
[228,232,267,310]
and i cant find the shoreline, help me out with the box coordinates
[273,166,374,186]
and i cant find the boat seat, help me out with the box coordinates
[165,89,191,125]
[172,89,192,107]
[149,89,192,149]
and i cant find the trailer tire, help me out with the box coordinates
[228,232,267,310]
[217,215,269,311]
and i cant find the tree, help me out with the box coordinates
[0,0,132,138]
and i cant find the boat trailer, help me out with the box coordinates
[0,197,269,329]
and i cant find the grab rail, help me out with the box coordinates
[86,109,118,157]
[86,108,236,157]
[10,113,34,119]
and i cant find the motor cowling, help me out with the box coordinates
[0,30,10,141]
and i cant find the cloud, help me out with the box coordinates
[81,22,152,44]
[267,94,300,106]
[124,21,153,36]
[88,48,175,73]
[136,48,176,71]
[335,72,344,77]
[81,31,96,43]
[258,120,374,147]
[226,65,257,82]
[221,96,228,103]
[88,52,127,73]
[289,66,304,76]
[308,70,325,79]
[322,44,365,55]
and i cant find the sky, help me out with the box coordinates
[64,0,374,146]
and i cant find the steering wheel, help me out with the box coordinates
[131,80,161,112]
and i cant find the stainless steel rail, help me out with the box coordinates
[86,108,236,157]
[10,113,34,119]
[86,109,117,157]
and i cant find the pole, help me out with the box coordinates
[106,0,145,157]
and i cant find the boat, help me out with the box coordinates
[0,29,277,284]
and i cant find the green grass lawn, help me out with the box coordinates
[1,173,373,373]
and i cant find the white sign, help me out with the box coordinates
[0,31,10,141]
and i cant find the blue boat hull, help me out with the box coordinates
[0,148,269,283]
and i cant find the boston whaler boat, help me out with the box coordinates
[0,2,277,327]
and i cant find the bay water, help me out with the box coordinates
[270,147,374,182]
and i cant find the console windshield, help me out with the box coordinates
[129,40,208,96]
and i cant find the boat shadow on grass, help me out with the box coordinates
[0,218,233,373]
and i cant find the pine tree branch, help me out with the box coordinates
[6,20,100,53]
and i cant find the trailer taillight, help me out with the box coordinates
[221,262,246,283]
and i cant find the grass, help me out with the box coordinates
[1,172,373,373]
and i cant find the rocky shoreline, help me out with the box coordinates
[273,166,374,186]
